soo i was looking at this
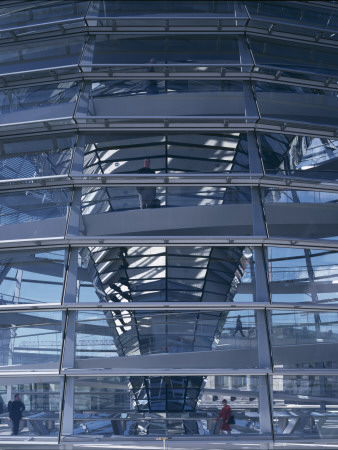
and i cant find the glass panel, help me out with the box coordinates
[0,81,79,129]
[78,246,255,303]
[259,133,338,181]
[88,1,239,16]
[81,186,253,236]
[73,375,263,436]
[0,37,84,79]
[83,36,242,74]
[262,188,338,240]
[0,1,88,38]
[75,309,258,367]
[78,80,250,121]
[245,2,338,39]
[0,188,71,227]
[0,380,60,438]
[83,133,249,174]
[256,82,338,128]
[271,310,338,369]
[267,247,338,305]
[273,375,338,439]
[250,37,338,80]
[0,139,74,180]
[0,249,66,304]
[0,311,63,369]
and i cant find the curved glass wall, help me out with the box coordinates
[0,1,337,449]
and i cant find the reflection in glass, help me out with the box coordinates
[73,375,262,436]
[245,1,338,38]
[83,36,241,73]
[262,188,338,240]
[250,37,338,80]
[0,249,66,304]
[271,310,338,369]
[80,80,248,120]
[273,375,338,439]
[256,82,338,127]
[0,381,60,437]
[259,133,338,181]
[267,247,338,304]
[0,81,79,127]
[83,133,249,174]
[0,37,84,79]
[0,188,71,226]
[79,246,254,303]
[88,1,239,17]
[0,1,88,38]
[0,311,62,368]
[75,309,258,366]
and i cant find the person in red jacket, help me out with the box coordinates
[216,399,232,435]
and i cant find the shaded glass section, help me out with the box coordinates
[81,186,253,236]
[83,133,249,174]
[77,80,252,122]
[0,81,79,130]
[0,311,63,369]
[0,249,66,305]
[245,1,338,41]
[271,310,338,369]
[0,134,75,180]
[262,188,338,240]
[88,1,238,16]
[256,82,338,128]
[0,380,60,438]
[0,188,71,227]
[75,309,258,366]
[259,133,338,181]
[79,246,255,303]
[0,1,88,39]
[82,35,243,74]
[0,36,84,80]
[249,37,338,81]
[267,247,338,305]
[73,375,262,436]
[273,375,338,439]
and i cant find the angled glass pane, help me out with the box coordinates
[75,309,258,368]
[72,375,264,437]
[80,186,253,237]
[88,1,241,16]
[259,133,338,181]
[77,80,253,123]
[0,249,66,305]
[0,36,84,80]
[271,310,338,369]
[83,133,249,174]
[0,81,79,130]
[273,375,338,439]
[250,37,338,81]
[77,246,255,303]
[82,35,243,74]
[0,311,63,369]
[0,134,75,180]
[0,1,88,38]
[267,247,338,305]
[0,379,60,438]
[262,188,338,240]
[245,1,338,39]
[256,82,338,128]
[0,188,71,236]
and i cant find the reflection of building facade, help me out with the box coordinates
[0,1,338,448]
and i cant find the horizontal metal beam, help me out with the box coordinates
[0,173,337,194]
[0,301,337,313]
